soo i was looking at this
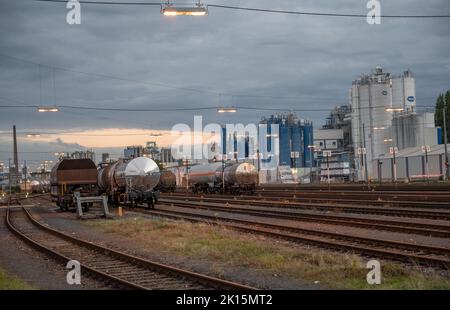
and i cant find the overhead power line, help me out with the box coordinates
[0,102,438,113]
[33,0,450,18]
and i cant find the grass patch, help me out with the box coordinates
[0,268,34,290]
[86,217,450,289]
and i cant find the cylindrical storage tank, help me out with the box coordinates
[29,180,42,193]
[188,162,223,185]
[224,163,258,185]
[113,157,160,190]
[159,170,177,189]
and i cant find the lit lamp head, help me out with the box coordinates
[162,5,208,16]
[385,107,404,112]
[37,106,59,113]
[217,107,237,113]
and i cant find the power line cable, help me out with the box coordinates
[0,53,350,101]
[32,0,450,18]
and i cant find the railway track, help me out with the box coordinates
[133,205,450,269]
[162,194,450,220]
[5,205,255,290]
[169,191,450,209]
[258,183,450,192]
[158,198,450,238]
[255,189,450,204]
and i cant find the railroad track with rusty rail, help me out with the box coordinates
[166,191,450,210]
[5,204,255,290]
[254,189,450,204]
[158,198,450,238]
[132,204,450,269]
[258,183,450,192]
[162,194,450,220]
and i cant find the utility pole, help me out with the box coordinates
[443,105,449,181]
[23,160,27,193]
[222,154,225,192]
[8,158,11,195]
[185,158,190,190]
[362,123,369,183]
[391,147,398,182]
[256,149,260,186]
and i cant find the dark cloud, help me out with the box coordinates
[0,0,449,164]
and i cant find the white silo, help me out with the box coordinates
[350,67,416,180]
[391,70,416,109]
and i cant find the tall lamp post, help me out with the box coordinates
[8,158,12,195]
[307,145,317,183]
[389,146,398,182]
[443,104,449,181]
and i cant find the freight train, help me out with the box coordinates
[155,170,177,193]
[188,162,258,194]
[98,157,160,208]
[51,157,161,211]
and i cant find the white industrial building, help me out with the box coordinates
[350,67,437,180]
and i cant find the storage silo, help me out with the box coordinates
[391,69,416,109]
[350,67,416,180]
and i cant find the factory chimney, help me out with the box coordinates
[13,125,19,174]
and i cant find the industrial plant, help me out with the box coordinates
[1,0,450,305]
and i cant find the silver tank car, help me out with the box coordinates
[188,162,223,186]
[29,180,43,193]
[98,157,160,208]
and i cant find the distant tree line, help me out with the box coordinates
[435,90,450,143]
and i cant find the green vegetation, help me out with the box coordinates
[0,268,34,290]
[86,217,450,289]
[435,90,450,142]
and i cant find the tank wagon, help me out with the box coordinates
[188,162,258,194]
[50,159,98,211]
[155,170,177,193]
[29,180,50,193]
[98,157,161,208]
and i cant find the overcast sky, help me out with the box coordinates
[0,0,449,169]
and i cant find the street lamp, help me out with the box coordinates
[217,107,237,113]
[385,107,404,112]
[389,146,399,182]
[162,1,208,16]
[26,133,41,138]
[307,145,317,183]
[37,106,59,113]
